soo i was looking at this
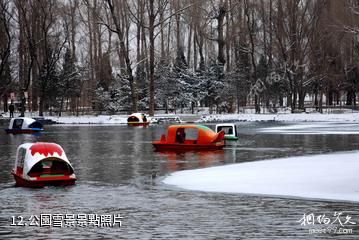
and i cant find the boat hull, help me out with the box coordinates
[153,142,224,151]
[224,135,238,141]
[11,171,76,188]
[127,122,150,126]
[5,128,43,134]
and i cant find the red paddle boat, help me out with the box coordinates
[11,142,76,187]
[153,125,225,151]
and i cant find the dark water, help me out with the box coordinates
[1,122,359,239]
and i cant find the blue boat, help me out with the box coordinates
[5,117,44,134]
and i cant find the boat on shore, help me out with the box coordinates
[153,124,225,151]
[11,142,76,187]
[5,117,44,134]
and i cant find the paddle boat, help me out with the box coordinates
[5,117,44,134]
[11,142,76,187]
[153,124,225,151]
[127,113,150,126]
[215,123,238,140]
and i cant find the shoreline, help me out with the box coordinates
[2,112,359,125]
[47,112,359,124]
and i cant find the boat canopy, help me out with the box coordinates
[8,117,43,130]
[15,142,74,176]
[127,113,147,123]
[165,125,224,144]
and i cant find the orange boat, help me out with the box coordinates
[153,125,225,151]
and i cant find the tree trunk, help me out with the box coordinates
[3,94,8,112]
[106,0,137,113]
[217,3,226,66]
[148,0,155,116]
[187,23,192,67]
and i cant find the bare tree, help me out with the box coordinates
[0,0,12,112]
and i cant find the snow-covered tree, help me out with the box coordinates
[199,60,225,113]
[94,73,134,114]
[58,48,81,116]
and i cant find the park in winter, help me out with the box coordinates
[1,0,359,239]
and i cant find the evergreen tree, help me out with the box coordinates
[35,45,61,116]
[58,48,81,116]
[199,60,225,113]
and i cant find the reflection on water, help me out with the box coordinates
[1,122,359,239]
[156,150,225,171]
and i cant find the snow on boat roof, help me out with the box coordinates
[128,113,145,117]
[163,151,359,202]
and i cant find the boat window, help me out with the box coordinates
[175,128,186,143]
[28,159,73,177]
[28,121,43,129]
[17,148,26,167]
[184,128,198,140]
[219,126,233,135]
[13,119,23,129]
[127,116,139,122]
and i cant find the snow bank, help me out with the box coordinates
[163,151,359,202]
[198,113,359,122]
[44,112,359,124]
[260,122,359,135]
[47,115,128,124]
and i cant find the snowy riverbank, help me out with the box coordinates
[17,112,359,124]
[163,151,359,202]
[198,112,359,122]
[46,115,128,124]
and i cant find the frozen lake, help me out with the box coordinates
[1,122,359,239]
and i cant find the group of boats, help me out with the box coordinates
[4,113,238,188]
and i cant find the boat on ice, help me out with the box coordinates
[5,117,44,134]
[127,113,150,126]
[153,124,225,151]
[215,123,238,140]
[11,142,76,187]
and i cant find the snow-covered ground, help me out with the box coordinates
[163,151,359,202]
[259,122,359,135]
[3,111,357,124]
[198,112,359,122]
[40,112,359,124]
[47,115,128,124]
